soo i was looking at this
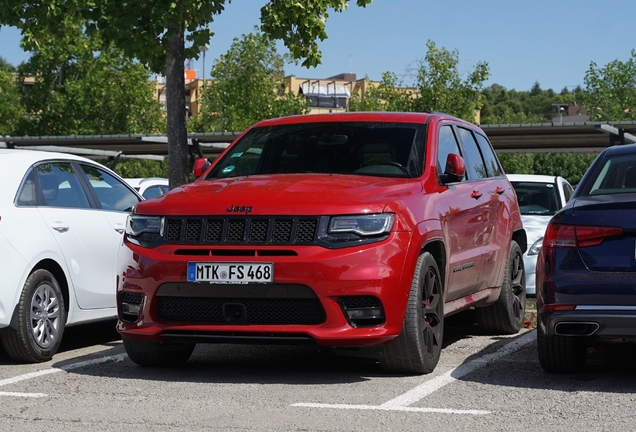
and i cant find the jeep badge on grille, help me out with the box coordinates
[227,204,253,214]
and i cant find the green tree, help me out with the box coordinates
[412,40,489,123]
[0,0,371,188]
[348,72,414,112]
[349,41,488,121]
[0,69,23,135]
[479,82,578,125]
[580,50,636,121]
[14,22,164,136]
[0,56,16,72]
[498,152,598,186]
[497,153,535,174]
[106,158,170,179]
[189,31,309,133]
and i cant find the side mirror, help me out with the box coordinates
[439,153,466,184]
[193,157,211,179]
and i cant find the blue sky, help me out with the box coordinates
[0,0,633,92]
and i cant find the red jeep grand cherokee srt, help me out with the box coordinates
[118,112,527,374]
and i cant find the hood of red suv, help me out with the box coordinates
[134,174,422,216]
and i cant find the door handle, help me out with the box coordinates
[51,222,69,233]
[113,223,125,234]
[495,186,505,195]
[471,190,482,199]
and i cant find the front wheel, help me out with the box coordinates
[476,240,526,334]
[380,252,444,375]
[1,269,67,363]
[123,336,195,367]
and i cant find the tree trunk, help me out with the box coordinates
[165,24,189,189]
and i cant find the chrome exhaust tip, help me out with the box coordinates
[554,321,600,337]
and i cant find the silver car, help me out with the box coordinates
[507,174,574,295]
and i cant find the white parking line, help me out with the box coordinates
[0,391,48,398]
[292,330,536,415]
[0,353,126,398]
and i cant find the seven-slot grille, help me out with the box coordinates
[165,216,319,245]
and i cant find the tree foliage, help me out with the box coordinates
[0,69,23,135]
[13,21,164,136]
[0,0,372,188]
[260,0,372,68]
[0,56,16,72]
[479,82,580,125]
[106,158,170,179]
[189,31,309,133]
[349,41,489,123]
[498,152,598,186]
[348,72,414,112]
[580,50,636,121]
[411,41,489,122]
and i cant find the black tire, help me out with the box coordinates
[380,252,444,375]
[537,326,587,373]
[122,336,195,367]
[0,269,67,363]
[475,240,526,334]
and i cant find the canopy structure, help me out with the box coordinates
[2,121,636,163]
[481,121,636,153]
[0,132,241,162]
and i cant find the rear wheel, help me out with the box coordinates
[1,269,66,363]
[122,336,195,366]
[380,252,444,375]
[476,240,525,334]
[537,326,587,373]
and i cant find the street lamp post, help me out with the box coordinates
[200,44,209,85]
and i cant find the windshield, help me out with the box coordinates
[511,181,560,215]
[206,122,426,179]
[580,154,636,196]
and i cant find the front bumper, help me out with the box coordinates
[117,232,414,347]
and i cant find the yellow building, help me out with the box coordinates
[154,71,206,118]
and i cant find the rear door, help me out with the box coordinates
[455,126,511,295]
[436,124,486,300]
[76,163,142,307]
[35,161,117,310]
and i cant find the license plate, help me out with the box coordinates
[187,262,274,284]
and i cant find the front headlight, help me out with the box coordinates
[125,215,164,247]
[318,213,395,248]
[528,237,543,256]
[328,214,395,236]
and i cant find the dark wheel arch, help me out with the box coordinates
[475,240,526,334]
[380,251,445,374]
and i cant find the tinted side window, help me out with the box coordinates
[16,169,38,206]
[35,162,91,208]
[562,180,574,203]
[456,127,487,180]
[474,133,503,177]
[80,164,140,212]
[437,125,463,179]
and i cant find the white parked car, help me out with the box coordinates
[124,177,169,199]
[507,174,574,295]
[0,149,142,362]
